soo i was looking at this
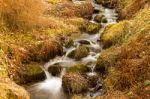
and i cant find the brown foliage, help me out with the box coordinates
[0,0,46,30]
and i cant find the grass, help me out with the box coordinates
[99,3,150,98]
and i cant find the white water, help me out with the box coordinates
[28,0,118,99]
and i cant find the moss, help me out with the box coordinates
[62,72,88,94]
[100,21,131,48]
[47,0,60,4]
[74,45,89,60]
[64,38,74,48]
[95,46,121,74]
[67,64,90,74]
[21,63,45,83]
[85,23,100,34]
[94,14,104,23]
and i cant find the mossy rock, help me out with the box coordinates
[67,49,76,59]
[100,21,130,48]
[95,0,102,4]
[102,17,108,23]
[95,46,120,75]
[94,14,104,23]
[67,45,89,60]
[22,63,45,83]
[74,45,89,60]
[85,23,100,34]
[67,64,90,74]
[64,38,74,48]
[62,72,88,94]
[48,64,62,76]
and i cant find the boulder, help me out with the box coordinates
[94,14,104,23]
[66,63,90,74]
[62,72,88,94]
[48,64,62,76]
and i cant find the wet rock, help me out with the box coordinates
[86,23,100,34]
[102,17,108,23]
[94,9,101,14]
[0,78,30,99]
[95,0,102,4]
[102,0,116,8]
[22,63,46,83]
[67,63,90,74]
[94,14,104,23]
[62,72,88,94]
[74,45,89,60]
[67,45,89,60]
[48,64,62,76]
[67,49,76,58]
[78,39,91,45]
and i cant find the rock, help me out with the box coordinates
[94,14,104,23]
[64,38,74,48]
[102,0,116,8]
[94,9,101,14]
[22,63,46,83]
[85,23,100,34]
[74,45,89,60]
[67,63,90,74]
[100,21,130,48]
[95,0,102,4]
[102,17,108,23]
[95,57,108,74]
[48,64,62,76]
[67,45,89,60]
[78,39,91,45]
[67,49,76,58]
[62,72,88,94]
[0,78,30,99]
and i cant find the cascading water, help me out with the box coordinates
[27,0,118,99]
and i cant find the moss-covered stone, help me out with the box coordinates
[74,45,89,60]
[22,63,45,83]
[95,46,120,74]
[95,0,102,4]
[62,72,88,94]
[100,21,130,48]
[85,23,100,34]
[67,49,76,59]
[102,17,108,23]
[48,64,62,76]
[67,64,90,74]
[64,38,74,48]
[67,45,89,60]
[78,40,90,45]
[94,14,104,23]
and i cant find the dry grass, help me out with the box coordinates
[0,0,46,30]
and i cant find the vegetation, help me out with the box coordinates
[0,0,150,98]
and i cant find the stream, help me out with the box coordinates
[27,0,118,99]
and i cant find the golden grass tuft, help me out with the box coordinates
[0,0,46,30]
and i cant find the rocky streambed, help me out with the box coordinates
[27,0,118,99]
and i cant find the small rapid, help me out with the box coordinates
[27,0,118,99]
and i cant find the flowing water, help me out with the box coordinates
[27,0,118,99]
